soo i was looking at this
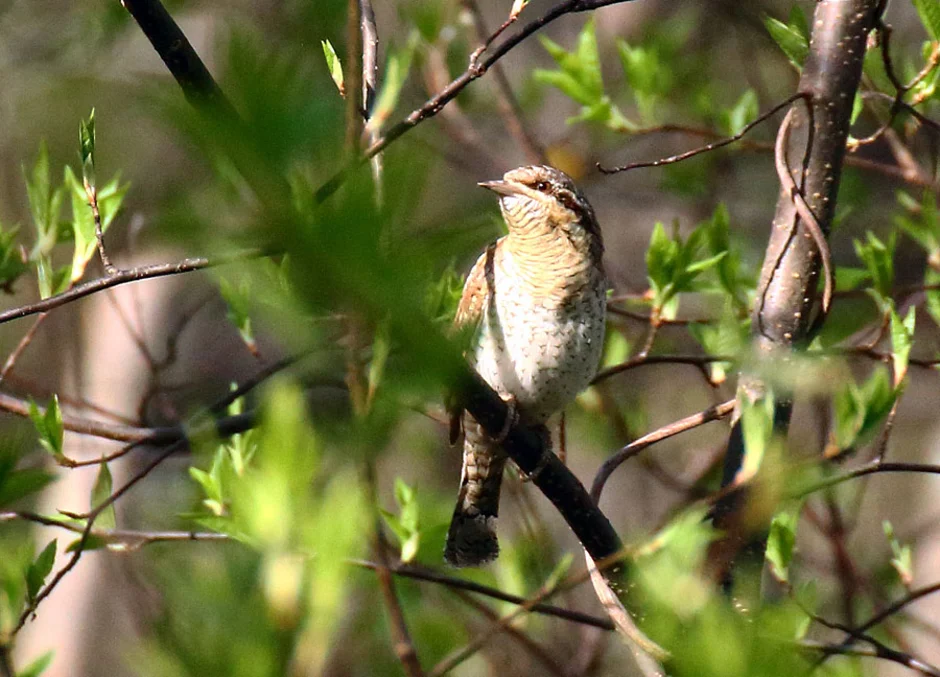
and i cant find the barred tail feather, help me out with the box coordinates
[444,421,506,567]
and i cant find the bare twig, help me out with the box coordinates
[449,590,568,677]
[591,354,733,385]
[0,313,49,385]
[0,254,254,327]
[803,638,940,676]
[0,511,228,546]
[597,93,804,174]
[350,560,615,630]
[591,399,735,502]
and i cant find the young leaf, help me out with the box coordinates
[763,15,809,69]
[0,221,27,293]
[853,231,895,302]
[767,505,800,583]
[321,39,345,97]
[26,540,57,602]
[28,396,64,463]
[889,306,916,386]
[17,651,54,677]
[740,393,775,481]
[883,521,913,587]
[914,0,940,41]
[723,89,758,135]
[91,459,116,530]
[79,109,96,194]
[219,276,258,357]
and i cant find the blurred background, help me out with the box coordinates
[0,0,938,675]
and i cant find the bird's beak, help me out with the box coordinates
[478,180,525,197]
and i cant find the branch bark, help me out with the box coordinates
[716,0,883,577]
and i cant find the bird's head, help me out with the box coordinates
[479,165,603,259]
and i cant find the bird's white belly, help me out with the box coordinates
[472,284,605,421]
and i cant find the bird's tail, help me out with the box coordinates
[444,419,506,567]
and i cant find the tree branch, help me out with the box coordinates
[120,0,237,116]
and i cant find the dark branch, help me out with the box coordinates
[120,0,237,116]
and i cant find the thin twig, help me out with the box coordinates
[591,354,733,385]
[449,590,568,677]
[87,184,115,274]
[591,399,735,502]
[0,254,253,327]
[802,638,940,676]
[0,511,229,546]
[350,560,615,630]
[0,313,49,385]
[597,93,804,174]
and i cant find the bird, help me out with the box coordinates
[444,165,607,567]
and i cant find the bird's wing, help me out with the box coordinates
[448,241,497,444]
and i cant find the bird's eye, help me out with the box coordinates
[535,181,550,192]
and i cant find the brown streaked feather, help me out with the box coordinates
[447,240,500,445]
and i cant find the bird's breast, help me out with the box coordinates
[471,265,606,421]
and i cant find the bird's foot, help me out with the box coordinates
[519,424,551,484]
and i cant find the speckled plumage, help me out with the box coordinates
[444,166,607,567]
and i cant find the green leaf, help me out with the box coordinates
[914,0,940,40]
[740,393,775,479]
[219,276,257,355]
[0,221,27,293]
[763,15,809,69]
[894,190,940,254]
[925,266,940,328]
[723,89,758,135]
[26,540,57,602]
[28,396,64,462]
[889,306,916,386]
[91,459,116,530]
[536,20,610,119]
[853,231,895,302]
[321,39,345,96]
[833,367,897,450]
[767,505,800,583]
[883,521,913,586]
[645,221,677,298]
[17,651,54,677]
[0,467,55,509]
[65,534,108,553]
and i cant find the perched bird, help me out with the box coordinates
[444,165,607,567]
